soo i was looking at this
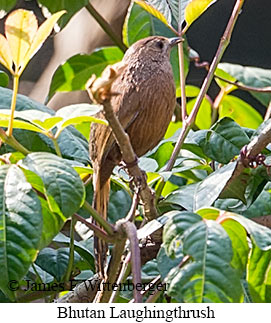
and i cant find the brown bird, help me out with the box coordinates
[89,36,182,277]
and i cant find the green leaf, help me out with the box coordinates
[185,0,217,27]
[162,182,198,212]
[214,67,237,92]
[134,0,171,27]
[0,0,16,18]
[0,70,9,87]
[0,87,90,164]
[135,0,191,27]
[221,218,249,276]
[20,152,85,218]
[226,213,271,251]
[247,243,271,303]
[187,97,212,129]
[48,47,124,100]
[218,63,271,107]
[241,190,271,218]
[37,0,89,29]
[55,103,107,135]
[0,165,42,300]
[157,244,183,280]
[219,95,263,129]
[165,220,243,302]
[196,117,250,164]
[35,247,81,282]
[38,197,65,249]
[53,233,95,271]
[195,162,237,209]
[0,116,45,133]
[163,210,202,258]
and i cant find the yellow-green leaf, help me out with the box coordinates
[134,0,169,27]
[5,9,38,72]
[0,118,45,133]
[185,0,216,27]
[22,10,66,73]
[0,34,13,72]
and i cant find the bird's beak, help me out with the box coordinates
[169,37,184,47]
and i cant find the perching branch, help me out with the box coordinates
[87,66,158,221]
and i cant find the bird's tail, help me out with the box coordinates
[92,169,110,278]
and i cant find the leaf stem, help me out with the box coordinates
[52,138,62,157]
[7,74,19,137]
[65,215,76,282]
[85,3,127,52]
[0,128,30,155]
[83,200,114,236]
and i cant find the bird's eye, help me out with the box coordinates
[156,40,164,49]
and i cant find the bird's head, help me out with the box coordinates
[124,36,183,62]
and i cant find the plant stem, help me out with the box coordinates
[166,0,245,172]
[7,74,19,137]
[0,128,30,155]
[85,2,127,52]
[65,215,76,282]
[177,4,187,122]
[83,201,114,236]
[178,41,187,121]
[52,138,62,157]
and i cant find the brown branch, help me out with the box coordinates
[73,213,114,243]
[56,275,101,303]
[251,215,271,229]
[224,119,271,189]
[215,75,271,93]
[122,221,142,303]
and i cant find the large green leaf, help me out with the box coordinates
[219,95,263,129]
[53,233,95,271]
[135,0,189,27]
[195,117,250,164]
[162,182,198,211]
[0,165,42,300]
[0,87,90,164]
[38,0,89,29]
[195,162,237,209]
[218,63,271,107]
[163,210,202,258]
[187,97,212,129]
[196,207,249,276]
[35,247,81,282]
[247,244,271,303]
[48,47,124,100]
[20,152,85,218]
[165,219,243,302]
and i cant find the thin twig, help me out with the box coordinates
[165,0,245,173]
[215,74,271,93]
[83,201,114,236]
[73,213,114,243]
[85,2,127,52]
[264,101,271,121]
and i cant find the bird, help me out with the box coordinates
[89,35,182,278]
